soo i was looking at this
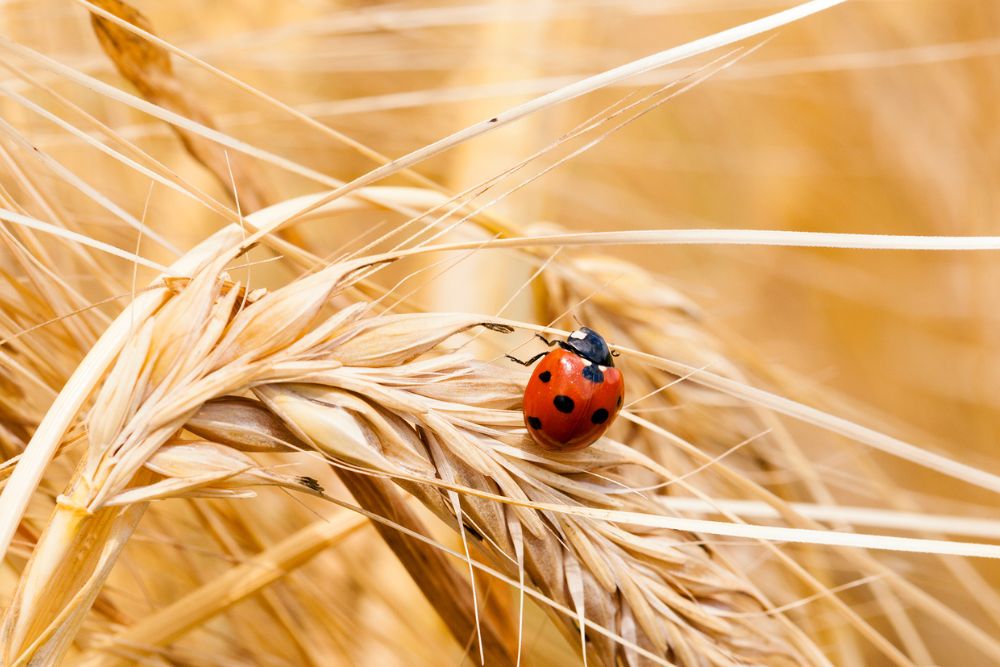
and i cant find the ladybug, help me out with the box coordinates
[506,327,624,451]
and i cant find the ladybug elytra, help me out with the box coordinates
[507,327,624,451]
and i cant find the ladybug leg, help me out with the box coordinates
[535,334,558,347]
[505,350,550,366]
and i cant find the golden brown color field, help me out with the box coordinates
[0,0,998,665]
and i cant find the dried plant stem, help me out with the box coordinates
[746,410,929,662]
[624,413,1000,662]
[185,501,329,666]
[78,511,367,667]
[619,350,1000,497]
[0,227,243,565]
[190,396,517,661]
[1,473,150,667]
[656,497,1000,539]
[236,0,849,243]
[337,471,517,666]
[77,0,449,197]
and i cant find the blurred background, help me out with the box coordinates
[1,0,998,664]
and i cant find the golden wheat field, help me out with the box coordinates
[0,0,998,665]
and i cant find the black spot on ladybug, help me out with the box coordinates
[617,395,622,407]
[553,395,575,413]
[581,364,604,383]
[538,370,551,383]
[591,408,609,424]
[527,416,542,430]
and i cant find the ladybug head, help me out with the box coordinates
[562,327,614,367]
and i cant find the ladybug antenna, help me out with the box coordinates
[570,312,583,327]
[611,349,620,358]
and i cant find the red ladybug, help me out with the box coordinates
[507,327,624,451]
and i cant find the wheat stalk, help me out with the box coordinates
[4,206,998,664]
[0,231,827,665]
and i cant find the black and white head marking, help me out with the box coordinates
[561,327,614,367]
